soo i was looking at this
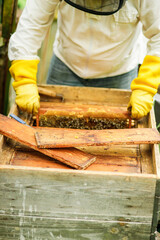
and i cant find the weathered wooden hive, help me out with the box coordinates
[0,85,160,240]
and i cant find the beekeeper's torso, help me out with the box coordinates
[8,0,160,78]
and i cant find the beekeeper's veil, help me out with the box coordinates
[64,0,127,15]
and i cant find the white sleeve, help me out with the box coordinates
[8,0,59,60]
[139,0,160,57]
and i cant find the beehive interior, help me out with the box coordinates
[0,100,154,175]
[38,115,134,129]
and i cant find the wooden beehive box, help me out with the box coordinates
[0,85,160,240]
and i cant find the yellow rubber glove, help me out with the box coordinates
[9,60,40,115]
[128,55,160,119]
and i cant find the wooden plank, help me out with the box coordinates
[0,216,151,240]
[157,179,160,223]
[10,149,141,173]
[148,109,160,229]
[80,145,139,157]
[0,167,156,239]
[151,180,160,240]
[0,114,96,169]
[148,108,160,177]
[38,85,132,106]
[86,155,141,173]
[0,167,156,220]
[139,144,154,174]
[137,113,155,175]
[11,150,71,169]
[35,128,160,148]
[39,102,131,119]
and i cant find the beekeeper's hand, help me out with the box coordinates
[9,60,40,115]
[128,55,160,119]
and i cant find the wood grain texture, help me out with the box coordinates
[38,85,132,106]
[39,102,131,119]
[0,114,96,169]
[0,167,156,239]
[151,180,160,239]
[35,128,160,148]
[148,108,160,177]
[10,149,141,173]
[0,216,151,240]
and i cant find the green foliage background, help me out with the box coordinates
[18,0,26,9]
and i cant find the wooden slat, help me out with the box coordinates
[0,114,96,169]
[11,150,71,169]
[0,215,151,240]
[35,127,160,148]
[0,167,156,239]
[39,102,131,119]
[10,149,141,173]
[38,85,132,106]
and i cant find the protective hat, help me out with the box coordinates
[64,0,127,15]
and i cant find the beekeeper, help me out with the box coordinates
[8,0,160,118]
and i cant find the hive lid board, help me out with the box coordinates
[0,114,96,169]
[35,127,160,148]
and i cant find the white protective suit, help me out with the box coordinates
[8,0,160,79]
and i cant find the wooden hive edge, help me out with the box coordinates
[0,164,157,179]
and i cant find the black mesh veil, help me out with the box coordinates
[64,0,127,15]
